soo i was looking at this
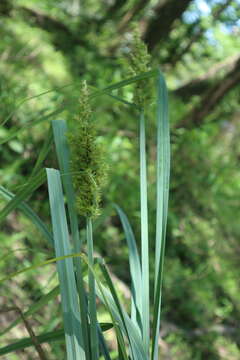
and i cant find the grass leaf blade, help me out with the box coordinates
[0,329,65,356]
[0,186,53,246]
[0,169,46,224]
[46,168,86,360]
[113,204,142,329]
[91,69,157,98]
[0,286,59,337]
[52,120,90,358]
[30,127,53,179]
[98,262,147,360]
[152,71,170,360]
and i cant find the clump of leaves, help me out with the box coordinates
[68,81,107,218]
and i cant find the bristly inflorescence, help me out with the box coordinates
[128,27,151,108]
[68,81,107,218]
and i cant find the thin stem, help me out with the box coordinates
[139,110,149,354]
[87,217,99,360]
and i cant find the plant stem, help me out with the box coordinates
[139,110,149,354]
[87,217,99,360]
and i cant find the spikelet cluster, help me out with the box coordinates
[68,81,107,218]
[128,27,151,108]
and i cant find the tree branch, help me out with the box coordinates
[0,0,12,15]
[174,54,240,100]
[96,0,127,27]
[169,0,233,66]
[177,56,240,129]
[19,6,88,52]
[143,0,193,52]
[117,0,149,33]
[0,305,48,360]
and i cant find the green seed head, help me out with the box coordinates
[68,81,107,218]
[128,26,151,108]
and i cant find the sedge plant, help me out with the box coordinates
[0,32,170,360]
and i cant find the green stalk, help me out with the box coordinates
[139,110,149,353]
[87,217,99,360]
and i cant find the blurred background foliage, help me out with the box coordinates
[0,0,240,359]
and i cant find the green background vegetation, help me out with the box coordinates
[0,0,240,359]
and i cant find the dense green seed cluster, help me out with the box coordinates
[128,28,151,108]
[68,81,107,218]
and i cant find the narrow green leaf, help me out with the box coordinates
[0,323,112,356]
[47,168,86,360]
[89,85,139,109]
[0,252,83,284]
[103,93,139,109]
[151,71,170,360]
[0,286,59,337]
[30,127,53,179]
[90,69,157,99]
[52,120,90,358]
[1,83,72,127]
[81,256,129,360]
[98,261,147,360]
[52,120,83,249]
[0,70,157,146]
[0,106,65,145]
[0,186,53,246]
[97,324,112,360]
[81,254,148,359]
[0,169,46,224]
[0,329,64,355]
[113,204,142,329]
[0,70,157,145]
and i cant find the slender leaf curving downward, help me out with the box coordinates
[0,169,46,224]
[0,186,53,246]
[114,204,142,331]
